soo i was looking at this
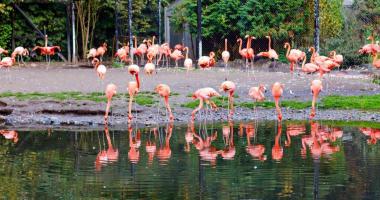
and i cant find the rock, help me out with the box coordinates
[0,108,13,116]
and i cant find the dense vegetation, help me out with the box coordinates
[0,0,379,67]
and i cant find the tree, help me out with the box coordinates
[353,0,380,36]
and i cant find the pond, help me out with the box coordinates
[1,120,380,199]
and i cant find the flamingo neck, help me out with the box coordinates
[134,37,137,48]
[185,48,189,59]
[301,55,307,70]
[135,74,140,89]
[285,43,290,57]
[224,39,227,51]
[373,54,378,64]
[45,37,48,47]
[238,39,242,52]
[268,37,272,50]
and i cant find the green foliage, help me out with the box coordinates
[0,91,107,102]
[353,0,380,34]
[319,0,344,39]
[0,3,13,48]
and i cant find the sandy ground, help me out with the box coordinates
[0,61,380,128]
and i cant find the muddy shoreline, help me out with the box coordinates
[1,63,380,129]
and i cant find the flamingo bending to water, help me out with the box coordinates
[220,81,236,118]
[310,79,323,119]
[191,87,220,121]
[271,82,284,121]
[104,84,117,123]
[12,47,29,65]
[155,84,174,122]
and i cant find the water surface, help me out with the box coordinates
[1,121,380,199]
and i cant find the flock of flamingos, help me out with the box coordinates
[0,34,380,124]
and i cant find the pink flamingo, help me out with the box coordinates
[170,49,184,67]
[183,47,193,71]
[32,35,61,64]
[237,37,249,67]
[246,35,255,68]
[191,87,220,121]
[284,42,304,72]
[310,79,323,119]
[222,39,230,67]
[301,52,319,73]
[157,43,171,67]
[95,43,107,61]
[155,84,174,122]
[249,84,266,102]
[104,83,117,123]
[11,47,29,65]
[198,52,216,69]
[114,44,130,63]
[144,54,155,75]
[132,36,147,65]
[271,82,284,121]
[0,55,16,69]
[257,35,279,60]
[220,81,236,118]
[329,50,343,65]
[92,58,107,80]
[127,62,140,122]
[359,35,380,56]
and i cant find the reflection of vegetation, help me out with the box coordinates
[182,94,380,111]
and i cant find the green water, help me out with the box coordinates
[1,120,380,199]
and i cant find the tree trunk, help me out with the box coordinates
[314,0,320,53]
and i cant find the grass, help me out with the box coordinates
[0,91,158,106]
[112,61,125,68]
[182,94,380,111]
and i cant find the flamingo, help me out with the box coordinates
[272,82,284,121]
[115,44,130,63]
[0,47,8,59]
[257,35,279,60]
[219,81,236,118]
[301,53,319,73]
[104,83,117,123]
[157,43,171,67]
[191,87,220,121]
[310,79,323,119]
[132,36,147,65]
[237,37,249,67]
[0,55,16,69]
[11,47,29,65]
[222,39,230,68]
[372,53,380,69]
[0,130,18,143]
[95,125,119,171]
[174,43,184,51]
[147,36,160,62]
[144,54,155,75]
[87,48,97,59]
[155,84,174,122]
[91,58,107,80]
[198,52,215,68]
[183,47,193,71]
[127,81,139,123]
[359,35,380,56]
[246,36,255,67]
[272,122,283,161]
[248,84,266,102]
[170,49,184,67]
[32,35,61,64]
[284,42,304,72]
[96,43,107,61]
[128,63,140,88]
[329,50,343,65]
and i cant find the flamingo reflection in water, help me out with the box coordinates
[95,125,119,171]
[0,130,18,143]
[360,127,380,145]
[157,122,174,165]
[146,128,158,165]
[128,124,141,164]
[285,124,305,147]
[301,121,340,159]
[245,123,266,161]
[190,122,221,166]
[221,121,235,160]
[184,124,194,153]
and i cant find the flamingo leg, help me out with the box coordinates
[191,99,204,121]
[164,96,174,122]
[128,94,134,123]
[104,99,111,124]
[274,97,282,121]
